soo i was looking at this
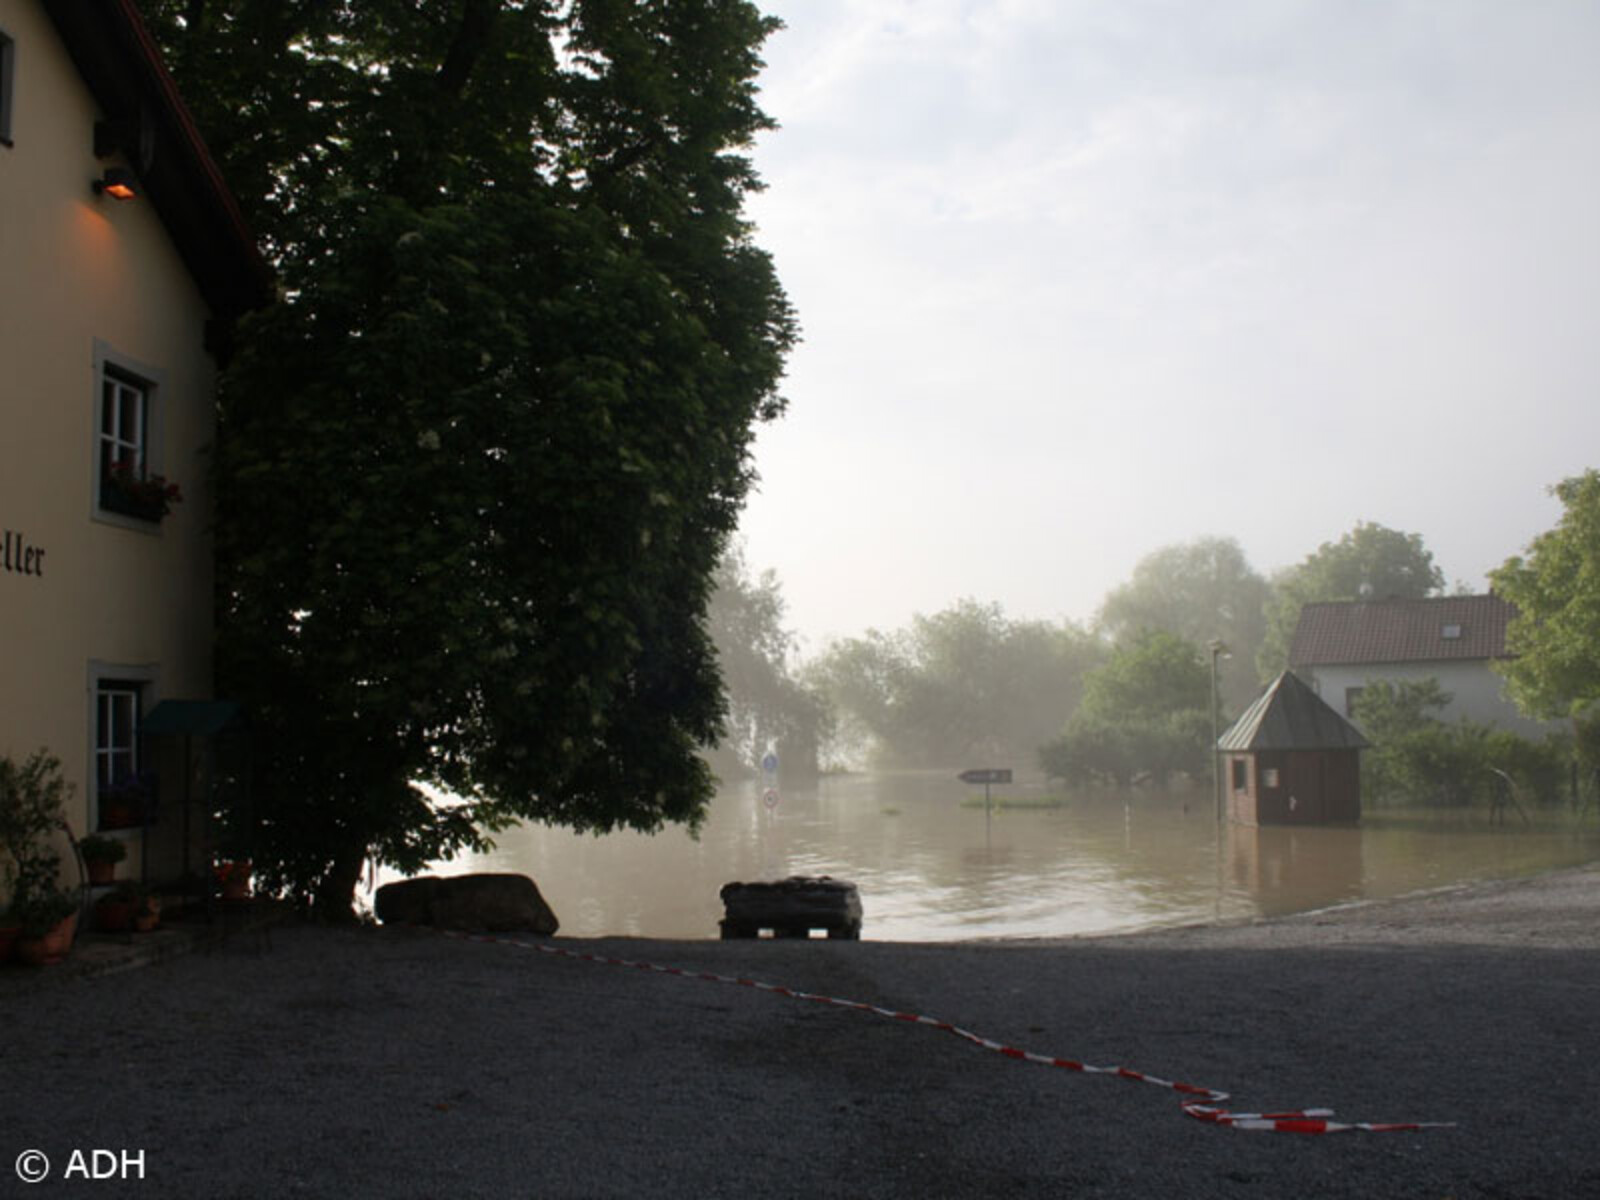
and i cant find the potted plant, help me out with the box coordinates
[80,834,127,884]
[0,798,17,964]
[94,882,143,932]
[215,859,253,901]
[133,889,162,933]
[12,889,80,965]
[1,749,76,962]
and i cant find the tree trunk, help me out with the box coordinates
[312,847,367,923]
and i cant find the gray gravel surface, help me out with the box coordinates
[3,865,1598,1198]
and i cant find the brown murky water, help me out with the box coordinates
[402,771,1600,941]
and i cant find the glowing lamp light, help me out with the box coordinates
[94,167,137,200]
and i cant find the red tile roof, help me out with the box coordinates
[1288,594,1515,667]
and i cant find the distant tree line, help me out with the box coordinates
[703,544,830,782]
[747,521,1447,781]
[802,600,1103,770]
[722,480,1600,808]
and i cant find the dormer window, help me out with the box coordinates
[1442,624,1462,640]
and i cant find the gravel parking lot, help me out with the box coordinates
[3,864,1598,1198]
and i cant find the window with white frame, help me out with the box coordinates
[94,345,169,524]
[95,679,145,829]
[0,28,15,146]
[101,366,146,471]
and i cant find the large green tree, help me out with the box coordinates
[809,602,1103,768]
[140,1,795,916]
[1491,470,1600,772]
[1258,521,1445,678]
[1040,630,1211,787]
[1096,536,1269,712]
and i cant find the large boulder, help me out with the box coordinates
[375,873,559,935]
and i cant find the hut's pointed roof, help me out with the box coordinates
[1218,670,1369,752]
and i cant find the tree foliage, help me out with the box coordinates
[1491,470,1600,723]
[808,602,1103,768]
[704,546,831,779]
[1352,679,1570,807]
[1258,521,1445,678]
[139,1,795,915]
[0,750,73,915]
[1040,630,1212,787]
[1096,536,1268,712]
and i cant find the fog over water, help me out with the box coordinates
[405,773,1600,941]
[736,1,1600,650]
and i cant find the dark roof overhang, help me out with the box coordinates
[42,0,273,320]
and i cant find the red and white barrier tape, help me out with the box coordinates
[442,930,1453,1136]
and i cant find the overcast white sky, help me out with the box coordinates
[734,0,1600,653]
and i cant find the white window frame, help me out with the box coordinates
[88,661,159,830]
[97,683,142,789]
[91,341,167,529]
[102,367,146,474]
[0,27,15,147]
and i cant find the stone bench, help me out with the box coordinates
[719,876,861,940]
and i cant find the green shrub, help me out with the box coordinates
[0,749,72,912]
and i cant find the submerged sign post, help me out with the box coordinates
[958,769,1013,786]
[762,749,780,812]
[958,768,1013,833]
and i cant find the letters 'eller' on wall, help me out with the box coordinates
[2,529,46,577]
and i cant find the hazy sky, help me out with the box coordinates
[735,0,1600,653]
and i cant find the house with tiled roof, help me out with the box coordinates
[1287,594,1556,738]
[1,0,269,896]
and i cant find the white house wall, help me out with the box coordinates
[1305,662,1562,740]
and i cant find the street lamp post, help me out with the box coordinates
[1208,639,1229,825]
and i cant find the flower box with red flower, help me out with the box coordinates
[102,457,183,522]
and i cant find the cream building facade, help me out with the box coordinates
[0,0,267,883]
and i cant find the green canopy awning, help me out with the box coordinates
[140,700,243,737]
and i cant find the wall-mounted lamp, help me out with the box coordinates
[93,166,137,200]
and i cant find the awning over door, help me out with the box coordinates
[140,700,242,738]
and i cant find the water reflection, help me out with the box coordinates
[397,772,1600,941]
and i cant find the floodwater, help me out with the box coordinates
[400,771,1600,941]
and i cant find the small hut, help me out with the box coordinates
[1218,670,1368,826]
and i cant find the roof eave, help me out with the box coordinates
[43,0,274,319]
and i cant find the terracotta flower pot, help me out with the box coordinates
[87,860,117,885]
[219,862,253,901]
[133,895,162,932]
[16,912,78,966]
